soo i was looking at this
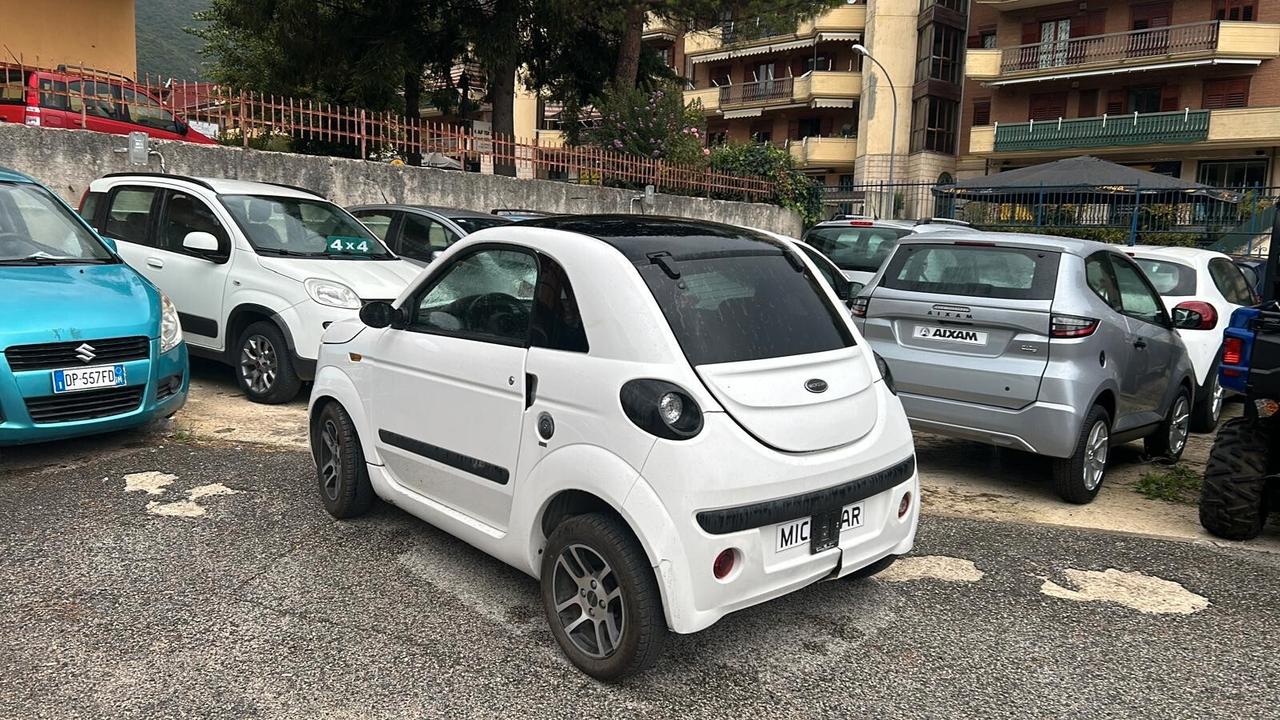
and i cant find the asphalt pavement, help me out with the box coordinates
[2,439,1277,720]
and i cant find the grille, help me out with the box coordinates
[5,337,150,371]
[24,386,146,424]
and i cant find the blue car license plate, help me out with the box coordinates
[52,364,127,394]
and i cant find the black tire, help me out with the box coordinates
[1051,405,1112,505]
[1145,387,1192,462]
[312,401,374,519]
[235,321,302,404]
[1199,417,1272,541]
[541,513,667,680]
[846,554,897,581]
[1190,362,1224,434]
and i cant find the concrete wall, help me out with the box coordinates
[0,124,804,236]
[0,0,137,78]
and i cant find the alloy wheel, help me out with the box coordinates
[1083,420,1109,491]
[239,334,279,394]
[1170,396,1191,455]
[1210,376,1224,423]
[551,543,626,659]
[319,418,342,501]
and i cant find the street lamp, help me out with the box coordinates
[852,43,897,196]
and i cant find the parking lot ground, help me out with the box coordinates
[2,436,1279,719]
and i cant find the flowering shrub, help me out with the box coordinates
[709,143,824,225]
[585,81,707,167]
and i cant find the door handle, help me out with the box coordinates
[146,257,164,269]
[525,373,538,409]
[1133,338,1147,349]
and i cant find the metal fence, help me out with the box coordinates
[823,182,1276,255]
[1,61,777,202]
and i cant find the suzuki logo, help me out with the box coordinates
[75,343,97,363]
[804,378,828,394]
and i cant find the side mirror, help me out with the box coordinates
[183,231,220,254]
[175,119,190,135]
[1172,307,1203,330]
[359,301,402,329]
[98,235,117,253]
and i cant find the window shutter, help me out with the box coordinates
[973,99,991,126]
[1029,92,1068,121]
[1203,78,1250,109]
[1078,89,1099,117]
[1105,89,1126,114]
[1160,84,1181,111]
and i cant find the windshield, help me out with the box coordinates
[803,225,911,273]
[638,251,854,366]
[450,215,512,234]
[0,181,115,265]
[220,195,394,259]
[1133,257,1196,296]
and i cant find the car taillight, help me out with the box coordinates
[1173,301,1218,330]
[1222,337,1244,367]
[850,296,870,318]
[1050,314,1099,338]
[849,220,873,227]
[713,549,737,580]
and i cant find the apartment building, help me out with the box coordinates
[961,0,1280,187]
[0,0,137,78]
[679,0,968,189]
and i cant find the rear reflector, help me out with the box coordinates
[1050,314,1100,338]
[898,492,912,519]
[1222,337,1244,366]
[713,548,736,580]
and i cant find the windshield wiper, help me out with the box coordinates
[255,248,319,257]
[0,255,113,266]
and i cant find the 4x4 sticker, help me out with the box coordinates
[326,236,375,254]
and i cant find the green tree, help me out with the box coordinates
[584,81,706,166]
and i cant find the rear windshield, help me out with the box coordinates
[803,225,911,273]
[638,251,854,366]
[881,243,1061,300]
[450,215,512,234]
[1132,257,1196,296]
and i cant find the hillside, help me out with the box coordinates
[135,0,211,81]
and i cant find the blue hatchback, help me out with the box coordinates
[0,167,188,446]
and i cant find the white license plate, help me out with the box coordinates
[775,503,864,553]
[52,364,126,393]
[914,325,988,345]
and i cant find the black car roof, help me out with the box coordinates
[520,215,785,263]
[349,204,504,220]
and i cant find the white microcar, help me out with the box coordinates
[308,216,919,679]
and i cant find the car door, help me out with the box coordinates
[398,212,461,263]
[367,245,538,531]
[151,189,235,346]
[67,80,130,135]
[1107,253,1179,426]
[97,185,164,276]
[1084,252,1144,421]
[120,87,186,141]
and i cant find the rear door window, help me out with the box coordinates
[1208,257,1256,305]
[1132,257,1195,296]
[102,187,160,246]
[639,252,854,366]
[0,69,26,105]
[38,77,69,111]
[803,225,910,273]
[1107,254,1168,326]
[881,244,1061,300]
[351,210,396,243]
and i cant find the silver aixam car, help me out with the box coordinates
[852,232,1199,504]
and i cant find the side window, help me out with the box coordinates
[69,81,122,120]
[352,210,395,242]
[530,255,589,353]
[1108,255,1167,325]
[1208,258,1256,305]
[102,187,160,245]
[401,214,459,260]
[37,77,69,111]
[1085,253,1122,311]
[79,191,104,226]
[121,87,180,133]
[411,248,538,345]
[159,191,230,259]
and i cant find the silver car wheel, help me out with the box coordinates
[1170,395,1191,455]
[551,543,625,659]
[239,334,278,394]
[1083,420,1109,491]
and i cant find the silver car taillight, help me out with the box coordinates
[1050,314,1100,338]
[850,296,870,318]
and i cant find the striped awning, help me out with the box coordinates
[812,98,856,108]
[818,32,862,42]
[691,38,817,64]
[722,108,764,118]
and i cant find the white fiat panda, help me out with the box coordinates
[308,216,918,679]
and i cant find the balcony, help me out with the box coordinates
[966,21,1280,84]
[788,136,858,169]
[684,5,866,56]
[688,71,860,115]
[991,111,1209,154]
[643,15,679,42]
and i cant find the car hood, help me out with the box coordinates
[0,263,158,349]
[257,256,422,301]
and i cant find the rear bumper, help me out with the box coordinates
[0,342,189,447]
[899,391,1082,458]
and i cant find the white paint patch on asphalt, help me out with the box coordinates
[878,555,986,583]
[188,483,240,500]
[1039,568,1210,615]
[146,499,206,518]
[123,471,177,495]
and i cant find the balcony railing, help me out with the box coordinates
[719,77,794,107]
[719,17,797,45]
[1000,21,1219,74]
[993,110,1210,152]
